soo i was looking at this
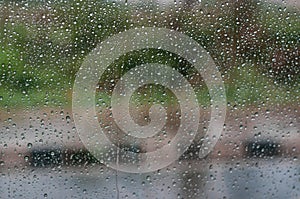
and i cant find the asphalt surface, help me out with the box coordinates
[0,106,299,198]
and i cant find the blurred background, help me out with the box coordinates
[0,0,299,198]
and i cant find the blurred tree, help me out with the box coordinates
[0,1,9,47]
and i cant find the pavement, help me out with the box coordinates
[0,104,299,198]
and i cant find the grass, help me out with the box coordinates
[0,87,70,108]
[1,59,299,109]
[225,64,300,107]
[93,64,299,111]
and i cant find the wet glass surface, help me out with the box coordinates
[0,0,299,198]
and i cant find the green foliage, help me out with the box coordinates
[53,0,131,55]
[0,1,299,108]
[0,49,36,90]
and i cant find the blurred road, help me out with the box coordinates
[0,158,299,198]
[0,105,299,198]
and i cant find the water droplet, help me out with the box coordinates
[24,156,29,162]
[66,115,71,122]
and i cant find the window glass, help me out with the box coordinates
[0,0,299,198]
